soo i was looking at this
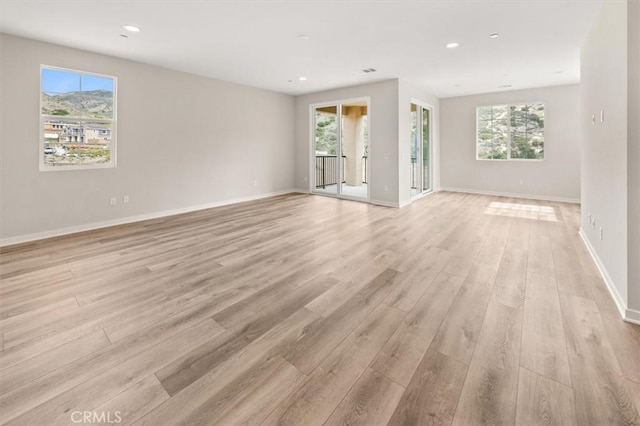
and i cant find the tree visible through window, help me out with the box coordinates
[477,103,544,160]
[40,66,116,170]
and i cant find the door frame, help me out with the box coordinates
[410,98,434,198]
[309,97,371,202]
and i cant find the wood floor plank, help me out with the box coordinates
[0,297,79,335]
[262,303,405,426]
[520,276,572,387]
[91,375,169,426]
[0,298,227,422]
[559,292,639,425]
[515,367,577,426]
[0,329,110,396]
[491,247,528,310]
[474,216,513,271]
[207,358,306,426]
[213,273,338,334]
[585,275,640,383]
[155,329,251,396]
[383,248,453,312]
[387,348,467,426]
[429,265,497,365]
[159,355,303,425]
[6,319,222,425]
[626,379,640,420]
[305,251,397,317]
[528,222,554,277]
[526,270,558,295]
[505,218,530,252]
[451,302,523,426]
[372,271,464,386]
[285,268,399,374]
[324,367,405,426]
[551,240,592,299]
[0,322,105,371]
[134,307,323,425]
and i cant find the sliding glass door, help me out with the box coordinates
[422,107,431,192]
[314,105,339,196]
[312,99,369,201]
[410,102,432,197]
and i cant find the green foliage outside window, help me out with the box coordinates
[477,103,544,160]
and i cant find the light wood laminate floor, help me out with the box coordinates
[1,192,639,425]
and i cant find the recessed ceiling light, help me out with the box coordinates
[552,70,565,74]
[498,85,512,88]
[446,42,459,48]
[490,33,500,39]
[123,25,140,32]
[297,34,309,40]
[299,77,307,81]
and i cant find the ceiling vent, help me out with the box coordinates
[361,68,377,74]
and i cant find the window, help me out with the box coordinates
[40,66,116,170]
[476,103,544,160]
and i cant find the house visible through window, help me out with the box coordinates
[40,66,116,170]
[476,103,544,160]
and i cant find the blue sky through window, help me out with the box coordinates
[42,68,113,94]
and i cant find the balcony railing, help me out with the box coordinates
[410,157,429,190]
[315,155,368,188]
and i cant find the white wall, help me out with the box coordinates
[581,0,640,322]
[398,80,441,206]
[0,34,296,243]
[294,79,400,206]
[440,85,581,202]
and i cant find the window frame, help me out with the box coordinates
[39,65,118,172]
[475,101,545,162]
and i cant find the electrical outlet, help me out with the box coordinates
[600,110,605,123]
[123,195,129,204]
[519,179,523,185]
[109,197,116,206]
[253,180,257,187]
[592,114,596,126]
[599,227,603,240]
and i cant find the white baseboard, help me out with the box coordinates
[578,228,639,325]
[0,189,299,248]
[370,199,399,208]
[439,187,580,204]
[625,307,640,324]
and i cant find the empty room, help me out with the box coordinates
[0,0,639,425]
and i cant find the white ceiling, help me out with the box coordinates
[0,0,603,98]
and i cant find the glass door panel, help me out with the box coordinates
[422,107,431,192]
[314,105,338,195]
[340,102,369,200]
[410,103,420,197]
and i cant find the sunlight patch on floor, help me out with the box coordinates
[484,201,558,221]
